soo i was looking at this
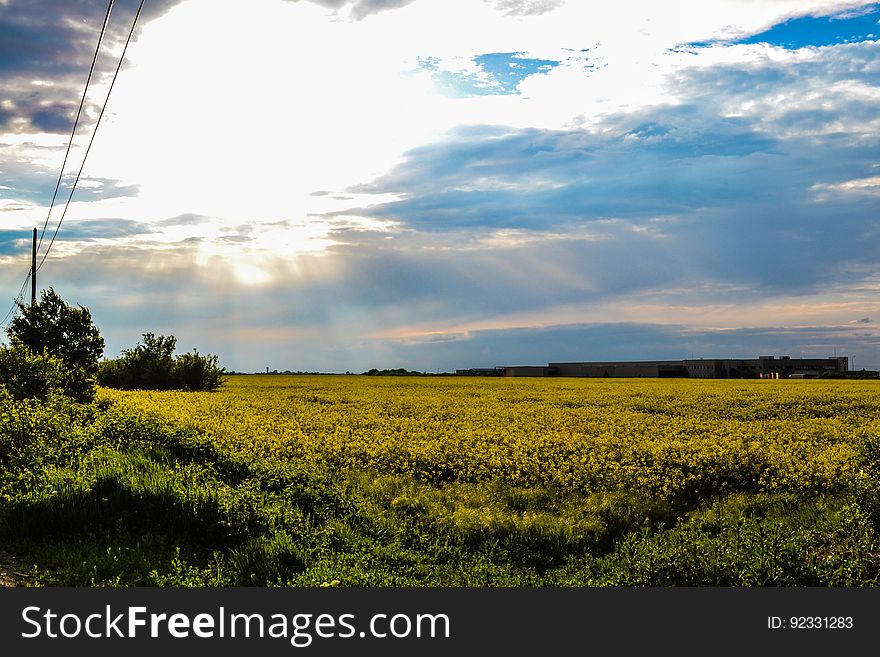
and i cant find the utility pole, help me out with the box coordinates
[31,227,37,307]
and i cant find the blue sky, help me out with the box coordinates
[419,52,561,96]
[1,0,879,372]
[735,3,879,47]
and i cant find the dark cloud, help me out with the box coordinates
[0,0,418,134]
[0,0,179,76]
[0,152,139,204]
[0,0,179,133]
[28,103,80,133]
[0,1,97,78]
[50,217,152,241]
[0,219,150,260]
[0,230,29,256]
[667,41,880,110]
[346,111,781,231]
[327,40,880,302]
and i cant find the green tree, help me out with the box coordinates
[6,288,104,402]
[121,332,177,390]
[98,333,226,391]
[172,349,225,391]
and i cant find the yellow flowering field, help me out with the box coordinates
[98,375,880,500]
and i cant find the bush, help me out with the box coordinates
[0,340,90,401]
[172,350,225,391]
[98,333,225,392]
[5,288,103,402]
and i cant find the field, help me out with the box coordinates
[104,376,867,498]
[2,375,879,585]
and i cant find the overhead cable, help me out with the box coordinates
[38,0,146,270]
[0,271,31,329]
[37,0,116,252]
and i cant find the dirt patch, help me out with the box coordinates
[0,545,31,587]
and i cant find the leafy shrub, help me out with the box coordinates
[99,333,225,391]
[172,350,225,391]
[0,340,73,401]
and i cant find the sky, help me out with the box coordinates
[0,0,879,373]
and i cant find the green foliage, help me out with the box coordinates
[0,338,98,403]
[1,379,878,587]
[99,333,176,390]
[7,288,103,403]
[173,350,226,391]
[99,333,225,391]
[0,340,66,401]
[95,358,133,390]
[853,433,880,533]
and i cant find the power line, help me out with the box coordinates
[2,1,116,331]
[37,0,116,253]
[37,0,146,271]
[2,0,140,328]
[0,271,32,330]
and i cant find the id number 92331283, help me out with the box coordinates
[768,616,854,630]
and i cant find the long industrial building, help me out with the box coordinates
[458,356,862,379]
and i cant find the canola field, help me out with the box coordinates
[7,374,875,586]
[100,375,874,500]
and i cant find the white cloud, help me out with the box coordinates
[28,0,879,233]
[7,0,873,277]
[812,174,880,202]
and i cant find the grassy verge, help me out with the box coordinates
[0,391,878,586]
